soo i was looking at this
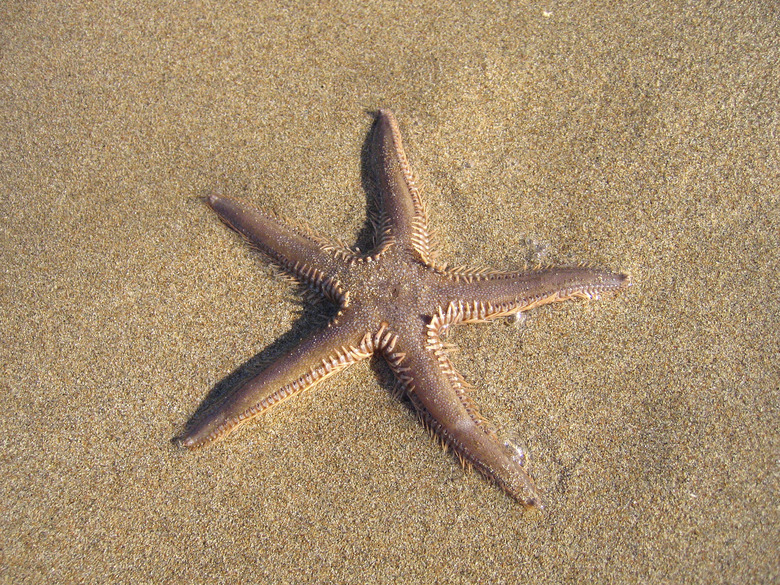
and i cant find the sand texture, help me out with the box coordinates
[1,1,777,583]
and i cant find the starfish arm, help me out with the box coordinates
[371,110,434,262]
[386,336,542,507]
[179,316,374,448]
[436,266,629,323]
[207,194,348,300]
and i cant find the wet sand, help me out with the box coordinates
[1,1,777,583]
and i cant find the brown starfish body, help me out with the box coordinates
[180,109,628,507]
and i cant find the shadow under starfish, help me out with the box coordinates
[178,109,629,507]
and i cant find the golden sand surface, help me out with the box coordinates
[1,1,777,583]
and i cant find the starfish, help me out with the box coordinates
[179,109,628,507]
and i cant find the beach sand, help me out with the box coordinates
[1,1,777,582]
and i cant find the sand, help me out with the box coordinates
[1,1,777,583]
